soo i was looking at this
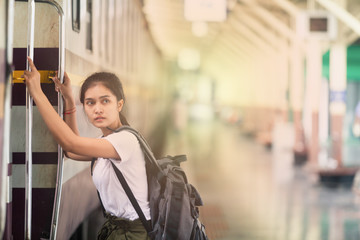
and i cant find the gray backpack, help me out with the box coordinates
[105,126,208,240]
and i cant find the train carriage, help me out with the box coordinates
[1,0,170,239]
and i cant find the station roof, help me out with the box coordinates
[143,0,360,79]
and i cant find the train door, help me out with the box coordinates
[10,1,65,239]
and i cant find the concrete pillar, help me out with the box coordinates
[329,0,347,167]
[290,40,306,158]
[306,39,322,165]
[277,38,289,121]
[304,0,323,166]
[329,44,347,166]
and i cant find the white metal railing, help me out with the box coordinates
[23,1,65,239]
[25,0,35,239]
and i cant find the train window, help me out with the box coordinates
[86,0,93,51]
[105,0,111,62]
[99,0,103,57]
[72,0,80,32]
[109,0,116,65]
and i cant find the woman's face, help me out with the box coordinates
[83,83,123,135]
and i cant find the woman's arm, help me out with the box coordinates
[24,57,120,160]
[52,72,80,136]
[65,152,92,161]
[52,73,86,160]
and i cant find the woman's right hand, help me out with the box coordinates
[51,72,74,101]
[23,57,42,97]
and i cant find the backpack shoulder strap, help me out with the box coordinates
[90,157,96,176]
[91,158,107,216]
[109,161,152,233]
[113,126,163,173]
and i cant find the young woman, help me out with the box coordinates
[23,57,151,240]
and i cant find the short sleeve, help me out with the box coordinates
[104,131,138,162]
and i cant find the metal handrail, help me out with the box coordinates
[24,1,65,239]
[0,0,15,238]
[25,0,35,239]
[34,1,65,239]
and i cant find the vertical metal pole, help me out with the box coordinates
[0,1,6,237]
[24,1,66,239]
[25,0,35,239]
[22,2,65,239]
[50,6,65,239]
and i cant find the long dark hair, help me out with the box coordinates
[80,72,129,126]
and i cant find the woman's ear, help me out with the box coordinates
[118,99,124,112]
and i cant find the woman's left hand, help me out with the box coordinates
[51,72,74,101]
[23,57,42,97]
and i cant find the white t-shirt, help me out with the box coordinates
[92,131,151,220]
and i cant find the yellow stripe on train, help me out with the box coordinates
[12,70,55,83]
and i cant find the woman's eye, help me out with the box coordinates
[103,99,110,103]
[86,101,94,105]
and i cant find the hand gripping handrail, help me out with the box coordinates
[0,0,15,238]
[25,0,35,239]
[33,1,65,239]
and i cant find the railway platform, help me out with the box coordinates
[165,119,360,240]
